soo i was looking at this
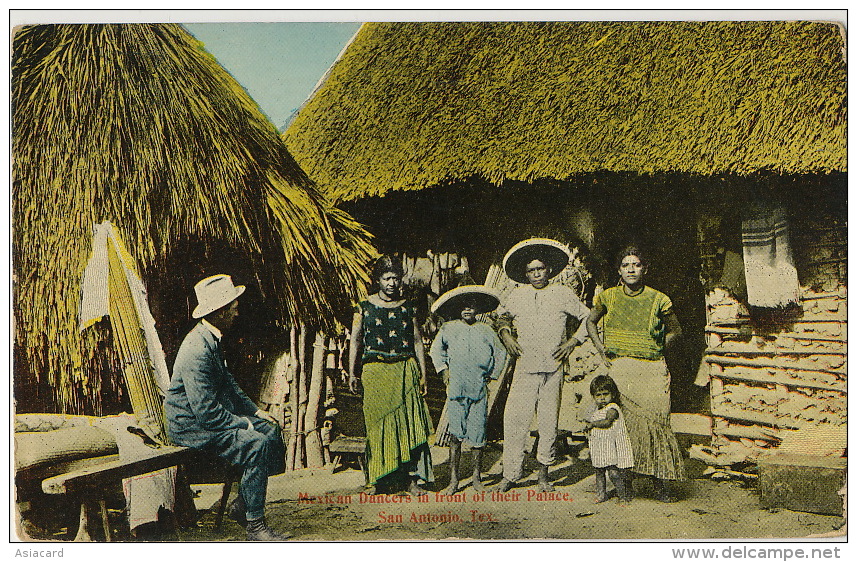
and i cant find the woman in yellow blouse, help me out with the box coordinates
[586,246,685,502]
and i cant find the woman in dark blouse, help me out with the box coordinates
[348,255,434,494]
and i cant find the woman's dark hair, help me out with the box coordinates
[371,254,405,282]
[590,374,621,405]
[615,245,647,270]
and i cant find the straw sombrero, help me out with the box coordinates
[502,238,570,284]
[431,285,501,319]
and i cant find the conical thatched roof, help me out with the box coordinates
[12,24,375,413]
[284,21,846,202]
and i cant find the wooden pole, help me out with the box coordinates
[295,324,308,469]
[304,332,326,468]
[705,355,846,376]
[286,326,300,471]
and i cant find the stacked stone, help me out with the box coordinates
[703,286,847,462]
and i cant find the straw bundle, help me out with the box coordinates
[106,243,167,440]
[285,21,846,202]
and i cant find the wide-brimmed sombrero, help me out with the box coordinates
[502,238,570,284]
[431,285,501,319]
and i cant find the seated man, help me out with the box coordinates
[165,274,289,541]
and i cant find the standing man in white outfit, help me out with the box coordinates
[496,238,589,493]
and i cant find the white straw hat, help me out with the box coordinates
[192,274,246,319]
[431,285,501,319]
[502,238,570,284]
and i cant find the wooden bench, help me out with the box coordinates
[327,436,368,484]
[41,445,235,541]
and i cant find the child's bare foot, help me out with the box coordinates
[408,480,428,496]
[441,482,459,495]
[471,478,486,492]
[594,494,608,503]
[497,478,514,492]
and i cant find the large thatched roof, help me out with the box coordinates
[284,21,846,202]
[12,24,375,412]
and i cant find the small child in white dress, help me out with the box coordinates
[584,374,634,503]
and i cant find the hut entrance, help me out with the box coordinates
[342,172,710,416]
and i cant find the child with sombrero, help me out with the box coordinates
[429,285,508,495]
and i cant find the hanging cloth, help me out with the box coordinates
[79,221,170,393]
[742,204,800,308]
[94,414,177,532]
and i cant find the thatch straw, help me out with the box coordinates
[284,21,846,202]
[12,24,375,413]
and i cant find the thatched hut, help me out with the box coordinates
[286,21,844,197]
[283,21,846,457]
[12,23,375,417]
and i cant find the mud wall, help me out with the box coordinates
[697,178,847,461]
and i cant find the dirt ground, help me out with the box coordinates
[170,443,846,542]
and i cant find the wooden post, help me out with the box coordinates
[304,332,327,468]
[286,326,300,471]
[99,499,111,542]
[73,503,94,542]
[295,324,308,469]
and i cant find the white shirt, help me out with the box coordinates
[201,319,222,341]
[499,283,589,373]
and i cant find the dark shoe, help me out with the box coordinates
[245,518,292,541]
[227,498,246,526]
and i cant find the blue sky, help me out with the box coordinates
[183,22,362,130]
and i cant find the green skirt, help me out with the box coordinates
[362,357,434,484]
